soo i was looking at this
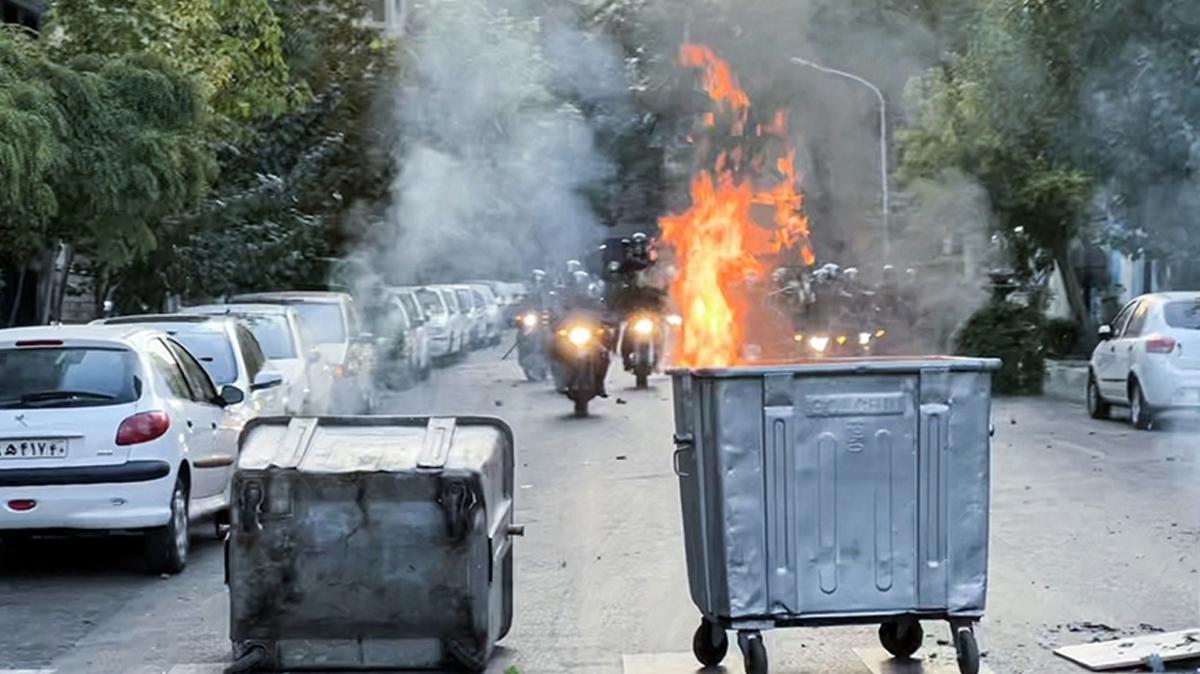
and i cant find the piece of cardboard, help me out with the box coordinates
[1053,629,1200,671]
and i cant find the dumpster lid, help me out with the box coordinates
[236,415,513,473]
[670,356,1002,378]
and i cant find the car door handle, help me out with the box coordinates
[186,420,195,429]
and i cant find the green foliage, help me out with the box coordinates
[48,0,301,125]
[1042,316,1081,360]
[0,30,65,261]
[955,299,1046,395]
[0,30,213,269]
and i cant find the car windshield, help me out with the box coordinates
[233,313,296,359]
[159,326,239,385]
[397,293,420,320]
[0,347,140,408]
[291,303,347,344]
[1163,300,1200,330]
[418,290,446,315]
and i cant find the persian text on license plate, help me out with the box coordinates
[1,439,68,459]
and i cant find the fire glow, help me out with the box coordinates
[661,45,814,368]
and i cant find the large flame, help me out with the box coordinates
[661,45,814,368]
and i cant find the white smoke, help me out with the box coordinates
[370,0,620,285]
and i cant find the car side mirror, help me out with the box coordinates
[251,370,284,391]
[219,384,246,407]
[306,348,322,364]
[1098,325,1114,341]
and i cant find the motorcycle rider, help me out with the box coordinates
[551,269,613,398]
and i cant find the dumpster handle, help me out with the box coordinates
[672,434,693,478]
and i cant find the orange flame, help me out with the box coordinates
[661,46,814,368]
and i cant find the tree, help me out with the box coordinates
[0,29,214,324]
[898,0,1095,334]
[47,0,300,126]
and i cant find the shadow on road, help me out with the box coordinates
[0,522,223,577]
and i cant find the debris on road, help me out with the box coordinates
[1054,628,1200,670]
[616,398,628,405]
[494,400,504,407]
[615,455,627,461]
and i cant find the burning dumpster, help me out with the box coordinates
[226,416,520,672]
[671,357,1000,674]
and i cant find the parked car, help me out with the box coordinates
[231,291,375,413]
[1087,291,1200,429]
[413,287,458,361]
[94,314,286,419]
[0,325,247,573]
[450,285,486,348]
[466,283,504,346]
[373,290,431,390]
[389,288,432,379]
[182,304,326,415]
[436,287,471,358]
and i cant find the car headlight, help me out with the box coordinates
[633,318,655,335]
[666,314,683,327]
[568,327,593,347]
[521,313,539,328]
[859,332,872,346]
[809,336,830,353]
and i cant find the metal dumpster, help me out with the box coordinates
[670,357,1000,674]
[226,416,521,672]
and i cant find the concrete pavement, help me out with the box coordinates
[0,343,1196,674]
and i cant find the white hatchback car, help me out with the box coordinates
[183,304,325,415]
[1088,292,1200,429]
[0,326,246,574]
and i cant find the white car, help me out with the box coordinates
[1087,291,1200,429]
[0,326,247,574]
[466,283,504,346]
[183,304,325,415]
[436,287,471,357]
[413,287,458,360]
[450,285,486,348]
[231,291,375,414]
[388,288,432,379]
[95,314,287,420]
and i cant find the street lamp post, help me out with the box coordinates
[790,57,890,261]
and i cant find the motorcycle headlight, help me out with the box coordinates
[859,332,872,346]
[809,336,830,353]
[875,329,887,339]
[836,335,848,346]
[633,318,655,335]
[666,314,683,327]
[568,327,593,347]
[521,313,539,328]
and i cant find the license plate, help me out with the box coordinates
[0,438,69,459]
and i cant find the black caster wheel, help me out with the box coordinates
[879,620,923,659]
[737,631,768,674]
[692,618,728,667]
[955,626,980,674]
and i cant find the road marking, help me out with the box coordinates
[622,651,743,673]
[855,647,995,673]
[1051,438,1107,459]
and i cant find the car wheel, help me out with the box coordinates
[144,475,189,575]
[1086,374,1111,420]
[1130,380,1154,431]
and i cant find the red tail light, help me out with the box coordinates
[7,499,36,512]
[1146,336,1177,354]
[116,411,171,446]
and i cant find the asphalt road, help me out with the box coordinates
[1,342,1197,674]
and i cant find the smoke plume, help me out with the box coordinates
[368,0,621,285]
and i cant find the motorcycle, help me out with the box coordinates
[514,310,551,382]
[550,314,611,417]
[621,312,665,388]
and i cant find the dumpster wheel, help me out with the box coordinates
[954,626,980,674]
[879,619,923,658]
[737,631,768,674]
[691,618,728,666]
